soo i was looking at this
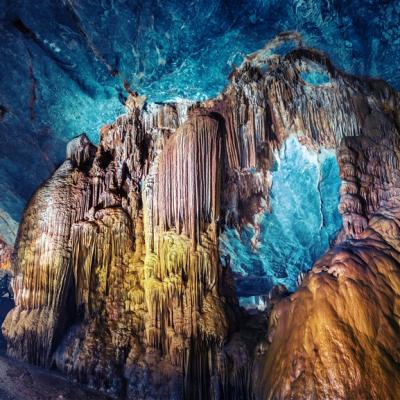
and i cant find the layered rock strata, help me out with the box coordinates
[3,35,400,399]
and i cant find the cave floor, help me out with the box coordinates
[0,353,113,400]
[0,297,112,400]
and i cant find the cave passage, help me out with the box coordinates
[219,135,342,307]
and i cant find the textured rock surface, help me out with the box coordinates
[254,208,400,399]
[1,0,400,246]
[3,35,400,400]
[0,238,12,270]
[220,135,342,298]
[250,44,400,399]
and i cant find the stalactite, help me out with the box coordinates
[148,111,222,246]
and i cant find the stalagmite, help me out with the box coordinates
[3,135,96,366]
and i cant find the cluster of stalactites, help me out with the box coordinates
[143,232,228,367]
[225,44,398,152]
[338,135,400,238]
[3,158,91,366]
[215,43,400,234]
[74,112,149,226]
[12,164,88,311]
[137,109,233,387]
[141,102,191,132]
[216,67,271,172]
[145,111,222,248]
[69,206,144,329]
[82,104,191,227]
[203,83,273,227]
[266,64,361,146]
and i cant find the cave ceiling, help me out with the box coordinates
[0,0,400,244]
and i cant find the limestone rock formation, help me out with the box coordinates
[254,207,400,399]
[0,238,12,270]
[3,35,400,399]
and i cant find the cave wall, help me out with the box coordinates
[3,38,400,399]
[1,0,400,248]
[220,134,342,301]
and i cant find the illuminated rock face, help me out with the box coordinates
[254,213,400,399]
[0,238,12,270]
[254,140,400,399]
[3,37,400,399]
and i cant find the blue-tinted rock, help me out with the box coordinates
[219,136,342,296]
[0,0,398,243]
[300,63,331,85]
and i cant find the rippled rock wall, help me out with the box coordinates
[3,38,400,399]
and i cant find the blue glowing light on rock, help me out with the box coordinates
[0,0,398,243]
[1,0,400,143]
[220,135,342,297]
[300,70,330,86]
